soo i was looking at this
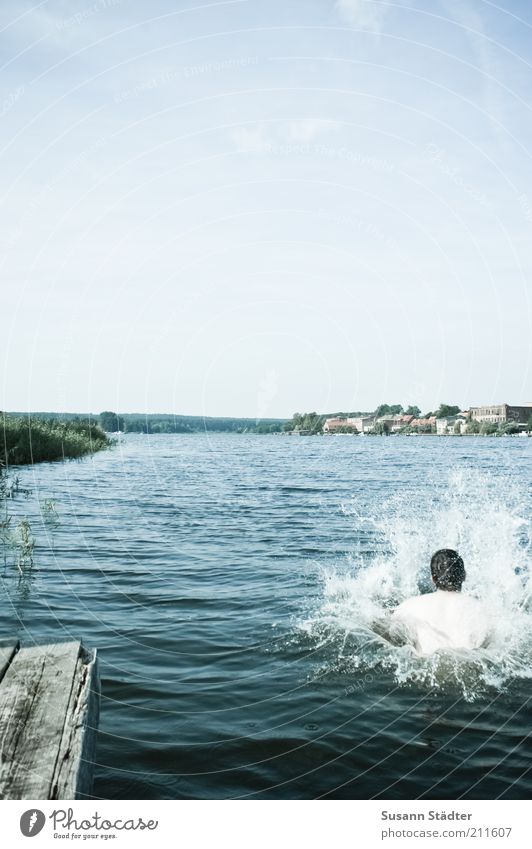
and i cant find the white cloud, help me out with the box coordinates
[335,0,387,33]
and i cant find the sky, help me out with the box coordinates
[1,0,531,417]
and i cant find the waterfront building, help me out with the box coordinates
[355,416,378,433]
[323,416,358,433]
[323,416,375,433]
[409,416,437,431]
[469,403,532,424]
[374,414,413,432]
[436,415,468,435]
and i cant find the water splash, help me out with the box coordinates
[299,468,532,700]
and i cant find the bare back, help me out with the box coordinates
[391,589,488,655]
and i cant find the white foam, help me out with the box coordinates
[299,468,532,700]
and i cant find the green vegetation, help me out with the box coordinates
[464,419,524,436]
[8,411,288,436]
[369,421,390,435]
[481,421,522,436]
[0,414,102,580]
[1,414,111,466]
[435,403,461,418]
[107,412,285,434]
[283,412,325,434]
[100,411,125,432]
[253,422,284,434]
[498,422,521,435]
[410,422,434,434]
[0,464,36,579]
[374,403,403,417]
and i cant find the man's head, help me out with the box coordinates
[430,549,465,591]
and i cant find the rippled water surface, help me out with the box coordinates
[1,434,531,799]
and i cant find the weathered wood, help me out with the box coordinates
[0,643,19,683]
[52,646,100,799]
[0,641,100,800]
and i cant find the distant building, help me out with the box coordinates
[323,416,358,433]
[410,416,437,430]
[323,416,375,433]
[436,415,468,435]
[469,403,532,425]
[353,416,377,433]
[374,414,413,432]
[394,414,415,431]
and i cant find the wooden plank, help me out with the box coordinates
[0,641,81,800]
[51,646,100,800]
[0,643,19,683]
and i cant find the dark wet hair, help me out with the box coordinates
[430,549,465,591]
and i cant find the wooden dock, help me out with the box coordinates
[0,640,100,800]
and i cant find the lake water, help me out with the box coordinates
[1,434,531,799]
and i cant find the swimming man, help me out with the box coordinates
[390,549,489,654]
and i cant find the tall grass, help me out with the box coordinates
[1,415,111,466]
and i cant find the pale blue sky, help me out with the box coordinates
[2,0,531,416]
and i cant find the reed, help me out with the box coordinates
[1,415,111,466]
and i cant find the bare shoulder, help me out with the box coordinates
[393,593,431,617]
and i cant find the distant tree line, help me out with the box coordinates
[6,411,288,435]
[98,412,286,434]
